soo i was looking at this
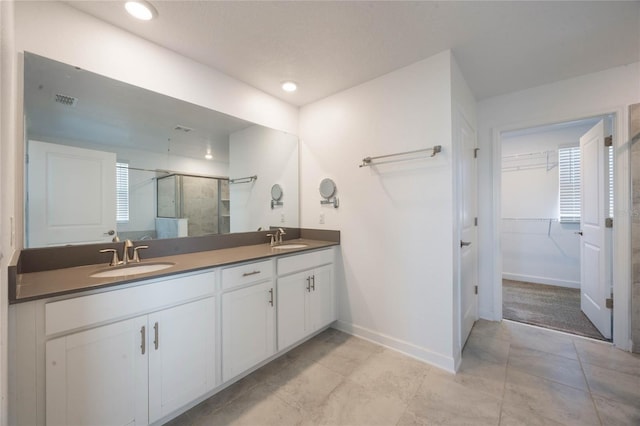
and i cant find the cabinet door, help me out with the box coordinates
[148,297,216,423]
[46,316,148,426]
[277,271,308,350]
[310,265,335,332]
[222,281,275,382]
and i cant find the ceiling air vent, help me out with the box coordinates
[54,93,78,107]
[174,125,193,133]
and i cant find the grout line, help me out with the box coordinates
[497,340,512,426]
[572,339,604,426]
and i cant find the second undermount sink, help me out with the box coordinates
[90,262,175,278]
[272,243,309,250]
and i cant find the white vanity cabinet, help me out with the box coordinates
[11,244,339,426]
[221,260,276,382]
[277,249,335,350]
[43,270,216,426]
[46,315,149,426]
[147,296,216,422]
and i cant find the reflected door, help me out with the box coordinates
[27,140,117,247]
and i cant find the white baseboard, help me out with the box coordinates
[502,272,580,289]
[332,320,457,373]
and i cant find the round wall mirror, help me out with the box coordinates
[271,184,283,201]
[319,178,337,199]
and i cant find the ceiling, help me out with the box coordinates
[64,1,640,107]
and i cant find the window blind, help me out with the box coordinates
[558,146,581,223]
[116,162,129,222]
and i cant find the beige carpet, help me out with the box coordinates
[502,279,607,341]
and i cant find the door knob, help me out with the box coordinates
[460,241,472,248]
[575,231,583,236]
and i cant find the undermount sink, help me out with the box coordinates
[272,243,309,250]
[90,262,175,278]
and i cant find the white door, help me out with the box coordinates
[46,317,148,426]
[309,265,335,331]
[579,120,612,339]
[148,297,216,423]
[277,271,308,350]
[222,281,275,381]
[457,110,478,347]
[27,140,117,247]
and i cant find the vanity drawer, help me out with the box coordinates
[222,260,273,290]
[277,248,334,276]
[45,269,216,336]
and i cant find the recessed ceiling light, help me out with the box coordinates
[281,81,297,92]
[125,1,158,21]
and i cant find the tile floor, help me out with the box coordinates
[166,320,640,426]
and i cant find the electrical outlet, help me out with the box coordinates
[280,213,285,223]
[319,213,325,224]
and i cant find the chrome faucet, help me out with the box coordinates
[276,228,286,244]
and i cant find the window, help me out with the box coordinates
[558,145,614,223]
[558,146,581,223]
[116,162,129,222]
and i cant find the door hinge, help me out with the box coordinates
[474,285,478,295]
[473,148,479,159]
[604,135,613,147]
[605,218,613,228]
[606,297,613,309]
[25,154,29,164]
[474,217,478,226]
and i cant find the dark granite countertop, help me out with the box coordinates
[13,238,338,303]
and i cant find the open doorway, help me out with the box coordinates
[500,115,614,341]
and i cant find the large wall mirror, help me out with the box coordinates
[23,52,299,248]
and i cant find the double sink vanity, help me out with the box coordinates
[12,51,338,426]
[9,229,340,426]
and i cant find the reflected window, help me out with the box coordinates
[116,162,130,222]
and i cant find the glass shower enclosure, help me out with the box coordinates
[156,173,230,237]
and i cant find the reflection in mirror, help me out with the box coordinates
[23,52,299,248]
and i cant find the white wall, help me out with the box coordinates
[477,62,640,349]
[501,124,595,288]
[229,126,298,232]
[0,1,17,422]
[300,51,458,371]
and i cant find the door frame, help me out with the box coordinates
[490,106,631,350]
